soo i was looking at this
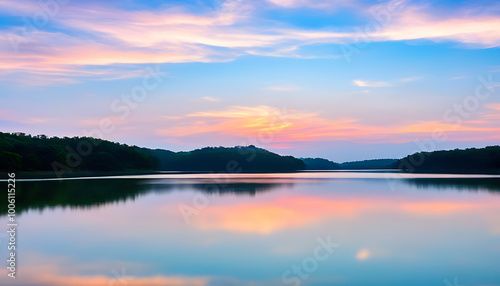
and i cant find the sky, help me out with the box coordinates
[0,0,499,162]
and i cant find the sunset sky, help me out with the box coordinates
[1,0,499,161]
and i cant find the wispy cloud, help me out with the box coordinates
[201,96,221,102]
[379,8,500,48]
[1,0,500,84]
[0,111,51,125]
[485,104,500,111]
[353,80,392,87]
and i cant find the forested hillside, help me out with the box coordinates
[339,159,398,169]
[301,158,340,170]
[0,132,158,172]
[157,145,305,172]
[0,133,305,173]
[398,146,500,173]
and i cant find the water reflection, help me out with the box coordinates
[1,173,500,286]
[405,178,500,192]
[4,175,500,216]
[0,179,289,215]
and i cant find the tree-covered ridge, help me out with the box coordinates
[339,159,398,169]
[154,145,305,172]
[301,158,340,170]
[0,133,305,173]
[2,132,499,175]
[398,146,500,173]
[300,158,397,170]
[0,132,158,172]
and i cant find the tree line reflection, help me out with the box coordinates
[2,177,499,215]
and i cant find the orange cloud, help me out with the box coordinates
[157,106,317,138]
[157,105,388,142]
[156,105,500,145]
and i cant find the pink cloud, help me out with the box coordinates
[1,0,499,84]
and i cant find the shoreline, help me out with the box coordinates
[3,168,500,180]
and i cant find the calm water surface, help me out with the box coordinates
[1,171,500,286]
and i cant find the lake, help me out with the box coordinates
[1,171,500,286]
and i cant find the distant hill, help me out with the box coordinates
[156,145,305,172]
[301,158,397,170]
[135,147,175,170]
[339,159,398,169]
[398,146,500,173]
[301,158,340,170]
[0,133,305,174]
